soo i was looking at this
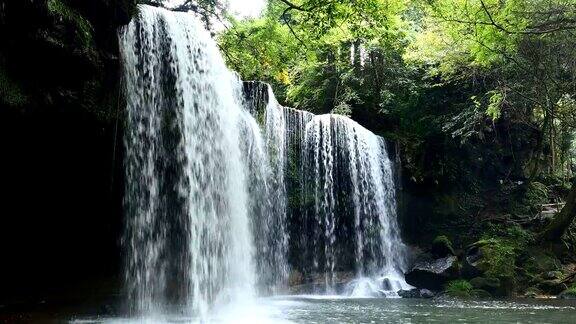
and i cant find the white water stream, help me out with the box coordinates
[120,5,410,321]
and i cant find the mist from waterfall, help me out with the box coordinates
[120,4,409,320]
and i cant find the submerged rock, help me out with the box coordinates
[559,289,576,300]
[405,256,459,290]
[290,271,356,294]
[398,288,435,299]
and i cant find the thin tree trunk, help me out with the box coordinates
[529,113,549,179]
[539,181,576,241]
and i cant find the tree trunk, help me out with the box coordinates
[539,181,576,241]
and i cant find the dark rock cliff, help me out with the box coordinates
[0,0,136,303]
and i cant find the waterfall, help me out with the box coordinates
[242,83,290,294]
[248,84,411,296]
[301,115,411,296]
[120,6,263,317]
[120,4,409,319]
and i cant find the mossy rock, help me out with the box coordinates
[524,286,541,298]
[432,235,455,258]
[541,271,563,280]
[463,239,519,296]
[559,287,576,300]
[524,182,549,209]
[464,239,516,279]
[518,247,562,275]
[538,279,568,295]
[470,277,500,290]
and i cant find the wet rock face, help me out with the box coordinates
[404,256,459,291]
[463,245,484,278]
[0,0,136,111]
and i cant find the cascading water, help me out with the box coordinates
[120,4,410,320]
[301,115,411,296]
[248,83,411,297]
[242,84,290,294]
[120,5,264,317]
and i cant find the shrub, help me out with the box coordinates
[475,238,516,279]
[445,280,474,298]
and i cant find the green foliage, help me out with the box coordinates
[0,64,27,106]
[474,238,517,279]
[47,0,94,48]
[475,225,534,282]
[566,285,576,294]
[483,224,534,249]
[433,235,452,246]
[219,17,300,101]
[445,279,474,298]
[485,90,503,121]
[331,102,352,117]
[560,286,576,299]
[521,182,549,213]
[520,247,562,275]
[410,0,576,178]
[432,235,455,256]
[219,0,413,114]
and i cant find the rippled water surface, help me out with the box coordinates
[272,296,576,323]
[64,296,576,324]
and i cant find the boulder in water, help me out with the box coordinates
[398,288,435,299]
[404,256,459,290]
[559,288,576,299]
[462,240,515,278]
